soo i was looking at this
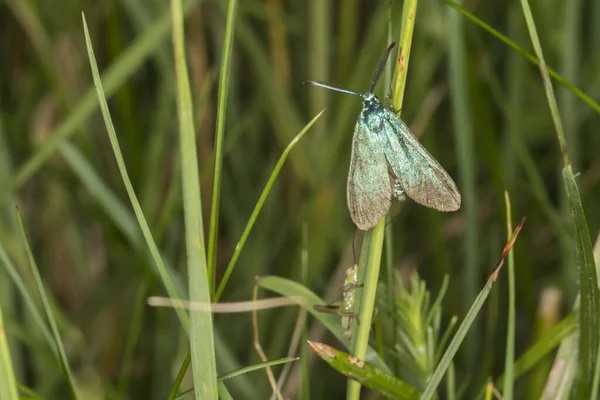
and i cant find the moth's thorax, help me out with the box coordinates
[360,93,385,131]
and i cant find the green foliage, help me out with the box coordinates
[0,0,599,399]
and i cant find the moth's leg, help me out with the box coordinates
[341,282,364,291]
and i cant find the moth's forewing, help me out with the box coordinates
[347,108,393,230]
[381,108,461,211]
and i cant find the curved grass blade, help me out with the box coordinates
[0,305,19,400]
[422,217,526,400]
[308,341,420,399]
[81,12,189,333]
[563,166,599,397]
[16,208,78,399]
[207,0,238,295]
[493,312,577,391]
[214,110,325,302]
[5,0,199,202]
[257,275,391,374]
[442,0,600,116]
[518,0,600,394]
[173,358,298,400]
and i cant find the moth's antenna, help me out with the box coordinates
[303,81,363,97]
[369,42,396,94]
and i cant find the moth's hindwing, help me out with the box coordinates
[381,109,461,212]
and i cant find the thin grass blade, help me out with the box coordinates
[0,305,19,400]
[170,0,218,396]
[215,110,325,301]
[257,275,391,373]
[207,0,238,295]
[16,209,78,399]
[81,13,189,332]
[422,217,526,400]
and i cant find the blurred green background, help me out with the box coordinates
[1,0,599,398]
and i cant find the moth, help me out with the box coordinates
[304,43,461,230]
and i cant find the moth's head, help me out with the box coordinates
[362,93,381,112]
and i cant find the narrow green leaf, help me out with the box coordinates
[207,0,238,295]
[170,0,218,397]
[442,0,600,117]
[308,341,420,400]
[257,275,391,374]
[6,0,199,201]
[218,357,298,381]
[503,192,515,399]
[16,209,78,399]
[215,109,325,302]
[81,13,189,333]
[348,219,385,400]
[422,218,526,400]
[563,166,600,397]
[0,305,19,400]
[494,312,577,390]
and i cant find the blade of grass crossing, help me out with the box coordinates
[81,14,190,333]
[16,209,78,399]
[422,218,526,400]
[503,192,515,399]
[442,0,600,117]
[207,0,238,296]
[0,305,19,400]
[170,0,218,397]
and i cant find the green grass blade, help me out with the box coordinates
[16,209,78,399]
[218,357,298,381]
[257,275,391,373]
[519,0,599,395]
[348,220,385,399]
[308,341,420,399]
[207,0,238,296]
[502,192,515,399]
[563,167,600,397]
[493,312,577,392]
[442,0,600,117]
[518,0,568,166]
[217,382,234,400]
[446,0,479,369]
[422,218,526,400]
[0,241,54,352]
[215,109,325,302]
[0,305,19,400]
[168,351,191,400]
[170,0,218,396]
[58,143,187,297]
[6,0,199,200]
[172,358,297,400]
[81,13,189,332]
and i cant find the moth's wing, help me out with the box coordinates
[347,117,392,230]
[382,109,461,211]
